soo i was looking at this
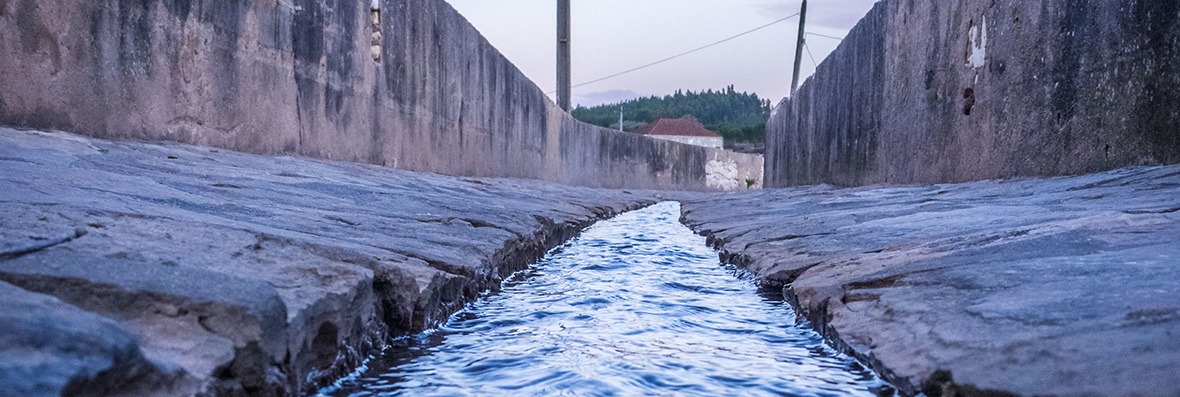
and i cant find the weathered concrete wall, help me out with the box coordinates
[706,151,763,190]
[0,0,744,190]
[767,0,1180,187]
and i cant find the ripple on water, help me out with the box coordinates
[322,202,890,396]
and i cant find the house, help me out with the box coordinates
[634,116,724,149]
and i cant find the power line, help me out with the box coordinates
[803,41,819,68]
[555,13,801,93]
[799,32,840,71]
[805,32,844,41]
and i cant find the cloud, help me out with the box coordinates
[753,0,879,31]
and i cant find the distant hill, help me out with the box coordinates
[571,86,772,152]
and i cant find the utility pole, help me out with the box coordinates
[790,0,808,94]
[557,0,572,111]
[618,106,624,131]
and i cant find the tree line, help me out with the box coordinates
[571,85,772,146]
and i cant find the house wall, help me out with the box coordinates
[649,135,725,149]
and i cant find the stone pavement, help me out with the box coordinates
[680,166,1180,396]
[0,128,656,396]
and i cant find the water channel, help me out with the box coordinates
[322,202,889,396]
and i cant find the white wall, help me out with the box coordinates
[649,135,724,149]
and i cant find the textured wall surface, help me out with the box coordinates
[0,0,751,190]
[767,0,1180,187]
[706,151,763,190]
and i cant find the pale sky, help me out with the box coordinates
[444,0,878,107]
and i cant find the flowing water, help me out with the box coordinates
[322,202,889,396]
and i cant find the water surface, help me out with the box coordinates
[324,202,888,396]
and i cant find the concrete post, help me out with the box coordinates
[619,107,624,131]
[557,0,572,111]
[790,0,808,94]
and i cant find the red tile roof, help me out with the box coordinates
[635,117,722,138]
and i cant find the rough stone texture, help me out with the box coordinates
[0,0,753,191]
[0,280,184,396]
[0,127,656,395]
[681,165,1180,396]
[767,0,1180,187]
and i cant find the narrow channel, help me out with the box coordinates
[322,202,889,396]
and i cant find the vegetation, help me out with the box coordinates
[571,85,772,148]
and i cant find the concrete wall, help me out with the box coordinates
[0,0,753,191]
[767,0,1180,187]
[706,151,763,190]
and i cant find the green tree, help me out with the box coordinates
[571,86,772,150]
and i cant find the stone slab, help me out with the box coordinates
[681,165,1180,396]
[0,128,656,395]
[0,280,183,396]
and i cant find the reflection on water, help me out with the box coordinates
[323,202,889,396]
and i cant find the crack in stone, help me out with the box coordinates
[419,217,519,237]
[383,249,472,279]
[1124,206,1180,215]
[0,228,87,260]
[759,232,836,244]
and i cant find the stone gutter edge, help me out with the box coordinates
[312,200,658,392]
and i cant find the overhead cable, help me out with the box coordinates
[805,32,844,41]
[559,13,802,92]
[803,41,819,68]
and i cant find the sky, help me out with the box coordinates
[444,0,879,107]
